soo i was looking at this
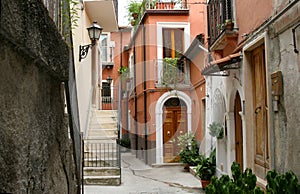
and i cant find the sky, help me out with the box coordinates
[118,0,130,26]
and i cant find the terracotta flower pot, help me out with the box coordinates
[200,179,211,189]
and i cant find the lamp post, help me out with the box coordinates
[79,21,103,61]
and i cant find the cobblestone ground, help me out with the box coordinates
[84,153,205,194]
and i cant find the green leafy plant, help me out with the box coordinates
[266,170,300,193]
[127,1,142,22]
[118,66,128,74]
[161,57,185,87]
[208,122,224,139]
[205,162,264,194]
[163,57,179,66]
[119,138,131,149]
[195,149,216,180]
[177,133,201,166]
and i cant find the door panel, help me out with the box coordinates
[234,92,243,170]
[252,45,269,178]
[163,107,187,163]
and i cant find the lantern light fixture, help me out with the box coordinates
[79,21,103,61]
[106,76,112,84]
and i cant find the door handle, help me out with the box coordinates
[255,106,261,114]
[167,131,171,136]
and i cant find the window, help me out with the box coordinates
[102,82,111,98]
[101,34,108,62]
[162,28,184,58]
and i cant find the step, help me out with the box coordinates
[88,129,118,136]
[84,175,121,186]
[89,123,117,129]
[84,158,119,167]
[89,119,117,124]
[84,167,120,176]
[93,110,117,117]
[84,138,117,143]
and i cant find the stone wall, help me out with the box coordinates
[269,1,300,177]
[0,0,77,193]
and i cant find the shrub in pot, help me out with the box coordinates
[195,149,216,189]
[205,162,264,193]
[208,122,224,139]
[177,133,201,168]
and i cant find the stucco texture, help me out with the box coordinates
[0,0,76,193]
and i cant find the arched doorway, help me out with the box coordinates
[155,90,192,164]
[234,92,243,169]
[162,98,187,163]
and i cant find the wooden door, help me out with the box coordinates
[234,92,243,170]
[163,107,187,163]
[252,45,269,178]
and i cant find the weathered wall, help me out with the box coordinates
[0,0,77,193]
[269,1,300,177]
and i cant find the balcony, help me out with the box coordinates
[154,59,190,88]
[207,0,238,50]
[131,0,188,28]
[84,0,118,32]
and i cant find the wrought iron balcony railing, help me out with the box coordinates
[207,0,234,46]
[132,0,188,29]
[155,59,190,88]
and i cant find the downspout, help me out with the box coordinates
[133,42,138,157]
[118,29,123,139]
[143,24,148,164]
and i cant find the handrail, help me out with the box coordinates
[83,139,120,168]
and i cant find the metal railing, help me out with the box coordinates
[132,0,188,30]
[154,59,190,87]
[83,139,120,168]
[101,87,118,110]
[207,0,233,46]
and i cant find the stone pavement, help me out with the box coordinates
[84,152,205,194]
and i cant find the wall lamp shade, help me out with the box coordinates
[87,21,103,43]
[79,21,103,62]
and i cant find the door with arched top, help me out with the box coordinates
[234,92,243,170]
[163,98,187,163]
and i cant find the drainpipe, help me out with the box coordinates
[143,24,148,164]
[118,28,123,140]
[133,42,138,157]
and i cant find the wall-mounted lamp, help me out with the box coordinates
[79,21,103,61]
[106,76,112,84]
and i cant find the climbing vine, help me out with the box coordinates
[61,0,80,43]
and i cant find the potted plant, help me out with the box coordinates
[118,66,128,74]
[205,162,264,193]
[208,122,224,139]
[118,138,131,152]
[224,19,234,30]
[128,1,141,20]
[195,149,216,189]
[177,133,201,170]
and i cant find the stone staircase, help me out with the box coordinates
[83,109,121,186]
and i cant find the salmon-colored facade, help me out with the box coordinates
[122,0,207,164]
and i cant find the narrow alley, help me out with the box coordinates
[84,153,203,194]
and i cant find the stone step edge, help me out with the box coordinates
[84,175,121,179]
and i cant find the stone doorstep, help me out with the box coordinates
[84,175,121,186]
[189,166,200,180]
[151,163,184,168]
